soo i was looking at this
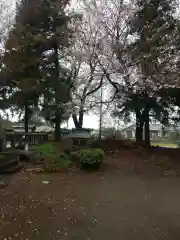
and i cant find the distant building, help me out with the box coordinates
[67,128,92,139]
[5,121,93,140]
[121,123,180,140]
[11,123,35,132]
[35,125,54,132]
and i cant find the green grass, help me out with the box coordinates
[32,143,72,171]
[151,142,178,148]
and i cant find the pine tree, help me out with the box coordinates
[3,0,73,140]
[128,0,177,145]
[3,0,45,133]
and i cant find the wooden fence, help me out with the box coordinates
[5,132,49,147]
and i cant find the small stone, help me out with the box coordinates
[0,179,7,189]
[42,180,49,184]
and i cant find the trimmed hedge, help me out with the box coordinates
[76,148,104,170]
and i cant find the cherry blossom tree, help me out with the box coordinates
[69,0,133,128]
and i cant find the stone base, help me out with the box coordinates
[0,179,7,188]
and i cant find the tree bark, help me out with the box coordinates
[135,110,143,144]
[54,109,61,141]
[24,103,29,133]
[72,114,80,129]
[72,107,84,129]
[135,124,143,144]
[54,42,61,141]
[144,107,150,147]
[72,113,83,129]
[78,107,84,129]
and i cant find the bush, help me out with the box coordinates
[34,143,72,171]
[76,148,104,170]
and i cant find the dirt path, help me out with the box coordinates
[0,170,180,240]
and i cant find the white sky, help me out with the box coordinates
[6,0,16,9]
[68,115,99,129]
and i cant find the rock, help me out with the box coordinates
[25,167,44,173]
[0,178,7,188]
[42,180,49,184]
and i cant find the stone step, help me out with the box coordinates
[2,149,36,162]
[0,152,23,175]
[0,159,19,170]
[0,163,23,174]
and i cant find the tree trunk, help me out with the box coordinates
[54,109,61,141]
[54,42,61,141]
[24,103,29,133]
[72,111,84,129]
[136,124,143,144]
[72,114,81,129]
[144,108,150,147]
[0,139,4,152]
[135,110,143,144]
[78,108,84,129]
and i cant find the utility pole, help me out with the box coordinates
[99,85,103,140]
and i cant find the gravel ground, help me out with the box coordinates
[1,169,180,240]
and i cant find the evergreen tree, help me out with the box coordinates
[128,0,177,145]
[3,0,73,140]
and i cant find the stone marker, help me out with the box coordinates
[0,176,7,188]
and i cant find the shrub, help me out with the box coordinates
[76,148,104,170]
[34,143,71,171]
